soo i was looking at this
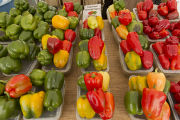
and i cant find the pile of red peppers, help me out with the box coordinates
[169,20,180,41]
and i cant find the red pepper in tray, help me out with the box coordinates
[64,2,74,12]
[152,42,164,55]
[138,11,147,20]
[164,44,178,59]
[170,81,180,93]
[159,29,169,39]
[68,11,78,17]
[158,54,170,69]
[118,10,132,26]
[166,10,179,20]
[120,40,131,54]
[61,40,72,53]
[172,29,180,38]
[141,50,153,69]
[169,22,177,31]
[167,0,177,12]
[174,93,180,103]
[154,19,170,32]
[136,2,144,12]
[174,104,180,115]
[148,9,158,18]
[148,17,159,27]
[83,19,89,28]
[171,55,180,70]
[158,3,169,16]
[143,20,149,26]
[64,29,76,43]
[127,32,143,56]
[165,36,179,45]
[175,21,180,29]
[143,26,152,34]
[94,28,102,39]
[148,32,160,40]
[143,0,153,12]
[47,37,62,54]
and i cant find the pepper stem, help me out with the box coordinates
[155,68,159,73]
[0,80,8,84]
[81,95,86,99]
[4,91,11,99]
[91,73,96,78]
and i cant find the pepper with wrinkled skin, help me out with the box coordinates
[0,12,14,28]
[116,24,128,40]
[93,53,107,71]
[76,51,90,68]
[52,29,64,40]
[54,50,69,68]
[64,29,76,42]
[172,29,180,38]
[6,24,21,40]
[14,0,29,12]
[68,17,79,30]
[0,45,7,58]
[30,69,46,86]
[57,9,68,17]
[96,16,104,30]
[19,30,34,43]
[37,50,53,66]
[138,11,147,20]
[111,16,120,28]
[9,8,21,17]
[27,43,40,61]
[37,1,48,14]
[79,40,89,51]
[44,11,56,23]
[21,14,37,31]
[52,15,70,30]
[79,28,94,40]
[74,2,83,14]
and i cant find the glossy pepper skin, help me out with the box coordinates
[152,42,164,55]
[99,71,110,92]
[118,9,132,26]
[37,50,53,66]
[44,70,64,91]
[14,0,29,12]
[44,11,56,23]
[37,1,48,13]
[164,44,178,59]
[167,0,177,12]
[0,12,14,28]
[52,29,64,40]
[54,50,69,68]
[68,17,79,30]
[20,14,37,31]
[158,3,168,16]
[94,28,102,39]
[79,28,94,40]
[27,43,40,61]
[93,53,107,71]
[52,15,70,30]
[124,91,143,115]
[65,29,76,42]
[148,17,159,27]
[111,16,120,28]
[76,51,91,68]
[42,34,57,50]
[20,91,45,119]
[64,2,74,12]
[5,74,32,98]
[19,30,34,43]
[116,24,128,40]
[96,16,104,30]
[141,88,167,119]
[154,102,170,120]
[47,37,62,55]
[0,44,7,58]
[61,40,72,53]
[158,54,170,69]
[171,55,180,70]
[88,16,98,29]
[141,50,153,69]
[29,69,46,86]
[138,11,147,20]
[120,40,131,54]
[77,96,95,119]
[6,24,21,40]
[143,26,152,34]
[143,0,153,12]
[44,89,63,111]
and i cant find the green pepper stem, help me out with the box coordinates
[4,91,11,99]
[155,68,159,73]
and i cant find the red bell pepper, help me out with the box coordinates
[158,3,169,16]
[68,11,78,17]
[141,50,153,69]
[5,74,32,98]
[141,88,166,119]
[165,36,179,45]
[154,19,170,32]
[94,28,102,39]
[171,55,180,70]
[142,20,149,26]
[143,26,152,34]
[158,54,170,69]
[127,32,143,56]
[174,93,180,103]
[87,88,105,113]
[61,40,72,53]
[159,29,169,39]
[170,82,180,93]
[175,21,180,29]
[83,19,89,28]
[88,36,104,60]
[99,92,115,120]
[148,9,158,18]
[164,44,178,59]
[84,72,103,91]
[169,22,177,31]
[174,104,180,115]
[154,102,170,120]
[167,0,177,12]
[118,10,132,26]
[166,10,179,20]
[110,11,118,19]
[148,32,160,39]
[148,17,159,27]
[64,29,76,43]
[172,29,180,38]
[136,2,144,12]
[138,11,147,20]
[120,40,131,54]
[47,37,62,54]
[152,42,164,55]
[178,81,180,86]
[64,2,74,12]
[143,0,153,12]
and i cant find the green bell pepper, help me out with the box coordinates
[0,35,8,41]
[28,6,36,15]
[114,0,125,11]
[30,69,46,86]
[48,6,56,12]
[14,0,29,12]
[76,51,90,68]
[74,2,83,14]
[44,89,63,111]
[77,75,87,90]
[21,14,37,31]
[7,40,29,59]
[111,16,120,28]
[124,91,143,115]
[44,11,56,23]
[44,70,64,90]
[22,11,30,16]
[79,28,94,40]
[34,12,44,21]
[19,30,34,43]
[57,9,67,17]
[0,96,20,120]
[127,20,143,34]
[0,56,21,74]
[9,8,21,17]
[5,24,21,40]
[37,50,53,66]
[163,80,170,95]
[27,43,40,61]
[0,44,8,58]
[0,83,4,95]
[52,29,64,40]
[79,40,89,51]
[138,35,149,50]
[37,1,48,14]
[14,15,22,25]
[68,17,79,30]
[0,12,14,28]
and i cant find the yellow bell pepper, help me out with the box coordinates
[77,95,95,119]
[41,34,57,50]
[116,24,128,40]
[54,50,69,68]
[93,53,107,71]
[99,71,110,91]
[52,15,70,30]
[20,91,45,119]
[88,16,98,29]
[102,45,106,54]
[108,4,115,13]
[96,16,104,30]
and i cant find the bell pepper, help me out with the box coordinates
[37,50,53,66]
[176,21,180,29]
[127,32,143,56]
[164,44,178,59]
[68,11,78,17]
[20,91,45,119]
[61,40,72,53]
[34,12,43,21]
[120,40,131,54]
[110,11,118,19]
[76,51,90,68]
[88,16,98,29]
[155,19,170,32]
[27,43,40,61]
[29,69,46,86]
[125,51,142,71]
[169,22,177,31]
[20,14,37,31]
[141,88,167,119]
[19,30,34,43]
[93,53,107,71]
[127,20,143,34]
[147,70,166,91]
[167,0,177,12]
[77,95,95,119]
[74,2,83,14]
[172,29,180,38]
[37,1,48,13]
[44,89,63,111]
[148,32,161,40]
[174,104,180,115]
[42,34,56,50]
[64,2,74,12]
[165,36,179,45]
[44,11,56,23]
[171,55,180,70]
[158,3,168,16]
[111,16,120,28]
[0,44,7,58]
[7,40,29,59]
[174,93,180,103]
[159,29,169,39]
[79,28,94,40]
[64,29,76,42]
[138,11,147,20]
[154,102,170,120]
[78,75,87,90]
[14,0,29,12]
[141,50,153,69]
[28,6,36,15]
[57,9,68,17]
[47,37,62,55]
[54,50,69,68]
[170,81,180,93]
[5,74,32,98]
[116,24,128,40]
[163,80,171,95]
[143,0,153,12]
[129,76,147,93]
[88,36,104,60]
[138,35,149,49]
[118,10,132,26]
[94,28,102,39]
[159,54,170,70]
[0,56,21,74]
[14,15,22,25]
[68,16,79,30]
[96,16,104,30]
[9,8,21,17]
[79,40,89,51]
[0,96,20,120]
[136,2,143,12]
[0,12,14,28]
[108,4,115,13]
[52,15,70,30]
[114,0,125,11]
[143,20,149,26]
[5,24,21,40]
[52,29,64,40]
[124,91,143,115]
[152,42,164,55]
[143,26,152,34]
[148,17,159,27]
[83,19,89,28]
[98,71,110,92]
